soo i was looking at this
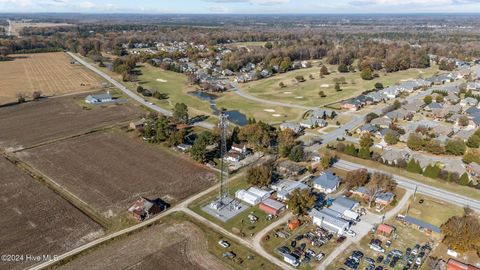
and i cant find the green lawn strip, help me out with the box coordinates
[336,152,480,201]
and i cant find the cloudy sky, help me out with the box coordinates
[1,0,480,13]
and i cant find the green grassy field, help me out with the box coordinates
[404,194,463,227]
[239,63,440,108]
[216,91,305,124]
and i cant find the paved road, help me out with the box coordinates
[318,189,413,269]
[334,159,480,211]
[28,171,292,270]
[67,52,215,130]
[233,86,316,111]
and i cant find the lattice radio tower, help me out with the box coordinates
[218,110,229,204]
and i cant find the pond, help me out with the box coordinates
[188,91,248,126]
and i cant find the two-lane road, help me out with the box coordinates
[334,159,480,211]
[67,52,215,130]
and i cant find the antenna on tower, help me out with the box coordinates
[218,109,229,205]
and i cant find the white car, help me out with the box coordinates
[218,240,230,248]
[345,230,357,237]
[369,244,385,253]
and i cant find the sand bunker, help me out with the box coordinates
[321,84,329,88]
[272,114,282,117]
[264,109,276,112]
[156,78,168,82]
[283,91,292,94]
[294,96,304,99]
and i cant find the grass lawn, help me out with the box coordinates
[403,194,463,227]
[216,91,305,123]
[189,175,282,238]
[171,212,278,270]
[239,62,439,108]
[335,152,480,201]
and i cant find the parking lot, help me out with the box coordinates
[329,219,436,270]
[263,222,345,269]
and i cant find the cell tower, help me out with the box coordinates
[218,110,229,204]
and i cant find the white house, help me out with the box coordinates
[85,93,113,104]
[313,172,340,194]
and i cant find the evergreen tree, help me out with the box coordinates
[358,147,371,159]
[406,159,422,174]
[459,173,470,186]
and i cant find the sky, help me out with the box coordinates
[1,0,480,14]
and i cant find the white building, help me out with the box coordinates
[235,189,261,205]
[247,187,271,201]
[85,93,113,104]
[309,208,350,235]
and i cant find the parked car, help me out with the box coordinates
[346,230,357,237]
[291,240,297,248]
[337,236,347,243]
[316,253,325,261]
[376,255,384,263]
[277,246,290,255]
[218,240,230,248]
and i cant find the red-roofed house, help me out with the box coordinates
[376,224,395,236]
[447,259,480,270]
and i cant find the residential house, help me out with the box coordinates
[276,160,306,176]
[370,117,392,129]
[352,187,395,206]
[376,224,395,237]
[467,82,480,91]
[460,97,479,108]
[313,172,340,194]
[85,93,113,104]
[129,118,146,131]
[424,102,443,111]
[357,124,379,135]
[300,117,327,129]
[274,180,309,201]
[280,122,303,134]
[401,215,441,236]
[128,197,167,221]
[225,143,248,163]
[341,99,362,111]
[381,148,411,165]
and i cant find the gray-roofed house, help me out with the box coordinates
[85,93,113,104]
[370,117,392,128]
[280,122,303,134]
[309,208,350,235]
[313,172,340,194]
[424,102,443,111]
[402,215,441,235]
[381,148,411,165]
[460,97,479,108]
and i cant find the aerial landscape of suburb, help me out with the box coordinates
[1,1,480,270]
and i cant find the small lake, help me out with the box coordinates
[188,91,248,126]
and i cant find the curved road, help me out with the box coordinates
[67,52,215,130]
